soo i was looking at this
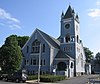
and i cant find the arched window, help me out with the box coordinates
[32,40,40,53]
[66,34,70,43]
[43,44,45,52]
[70,62,73,68]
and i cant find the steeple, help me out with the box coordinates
[75,14,79,23]
[61,11,64,16]
[63,5,73,19]
[61,11,64,19]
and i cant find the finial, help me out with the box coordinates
[61,11,64,16]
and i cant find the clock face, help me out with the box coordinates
[65,23,70,29]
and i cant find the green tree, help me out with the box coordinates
[0,35,22,74]
[84,47,94,63]
[17,36,29,48]
[95,52,100,64]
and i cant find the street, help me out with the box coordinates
[57,74,100,84]
[0,80,26,84]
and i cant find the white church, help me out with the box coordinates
[22,5,86,77]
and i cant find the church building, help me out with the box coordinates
[21,5,86,77]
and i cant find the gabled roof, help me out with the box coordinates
[37,29,60,49]
[63,5,73,19]
[55,50,74,60]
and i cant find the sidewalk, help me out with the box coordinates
[26,80,57,84]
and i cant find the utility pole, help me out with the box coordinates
[38,43,42,83]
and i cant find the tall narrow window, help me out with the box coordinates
[33,59,36,65]
[43,44,45,52]
[30,59,32,65]
[25,59,29,65]
[44,59,45,65]
[77,35,79,43]
[41,59,42,65]
[66,34,70,43]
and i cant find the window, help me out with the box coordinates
[66,34,70,43]
[44,59,45,65]
[31,59,32,65]
[43,44,45,52]
[63,47,65,51]
[30,59,36,65]
[41,59,42,65]
[25,59,29,65]
[77,35,79,43]
[32,40,40,53]
[71,62,73,68]
[33,59,36,65]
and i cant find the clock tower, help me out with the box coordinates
[60,5,80,58]
[59,5,85,76]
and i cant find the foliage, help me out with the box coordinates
[17,36,29,48]
[40,75,66,82]
[0,35,22,74]
[28,75,38,80]
[95,52,100,64]
[28,75,66,82]
[84,47,93,63]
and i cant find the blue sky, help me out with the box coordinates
[0,0,100,55]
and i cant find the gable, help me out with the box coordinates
[22,28,60,51]
[55,50,74,60]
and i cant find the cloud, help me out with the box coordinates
[96,1,100,6]
[0,8,21,29]
[88,9,100,17]
[9,24,21,30]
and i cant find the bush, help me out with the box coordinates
[28,75,66,82]
[28,75,38,80]
[40,75,66,82]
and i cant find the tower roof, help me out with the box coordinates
[63,5,74,19]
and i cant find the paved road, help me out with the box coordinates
[57,74,100,84]
[0,80,26,84]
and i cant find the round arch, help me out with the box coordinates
[57,62,66,71]
[66,34,70,43]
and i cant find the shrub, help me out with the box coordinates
[28,75,38,80]
[40,75,66,82]
[28,75,66,82]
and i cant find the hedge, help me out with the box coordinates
[28,75,38,80]
[28,75,66,82]
[40,75,66,82]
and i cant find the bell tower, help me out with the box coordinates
[60,5,80,59]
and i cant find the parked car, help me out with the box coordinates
[0,73,2,80]
[5,71,28,83]
[0,74,8,80]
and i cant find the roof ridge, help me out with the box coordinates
[37,29,60,48]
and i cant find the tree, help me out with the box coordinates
[0,35,22,74]
[84,47,94,63]
[95,52,100,64]
[17,36,29,48]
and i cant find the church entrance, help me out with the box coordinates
[57,62,66,71]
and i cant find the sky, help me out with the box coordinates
[0,0,100,56]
